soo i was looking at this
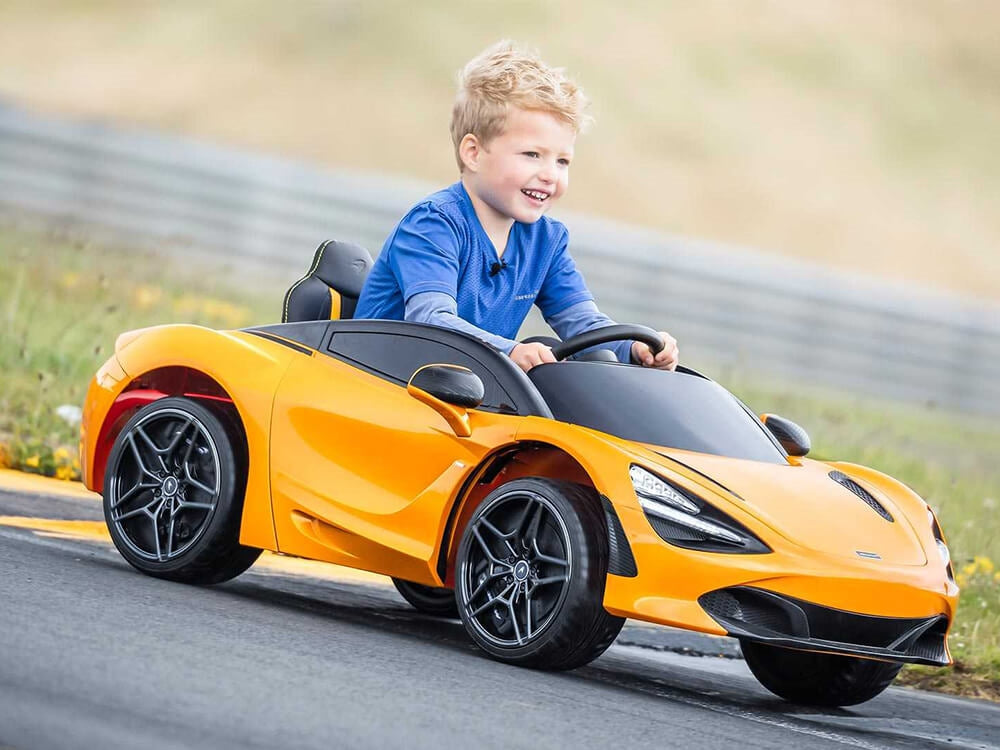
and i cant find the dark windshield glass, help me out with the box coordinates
[528,363,787,464]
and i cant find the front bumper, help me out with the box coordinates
[600,498,957,666]
[699,586,949,666]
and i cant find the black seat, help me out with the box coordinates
[282,240,374,323]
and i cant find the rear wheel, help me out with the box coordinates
[740,640,903,706]
[455,477,624,670]
[392,578,458,618]
[103,396,261,584]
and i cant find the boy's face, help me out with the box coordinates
[464,107,575,226]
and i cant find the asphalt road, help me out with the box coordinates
[1,489,998,750]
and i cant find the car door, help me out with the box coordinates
[268,329,522,585]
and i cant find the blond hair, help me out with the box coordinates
[450,41,590,170]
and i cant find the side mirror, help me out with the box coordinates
[407,364,484,437]
[760,413,811,457]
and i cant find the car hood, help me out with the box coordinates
[647,446,927,566]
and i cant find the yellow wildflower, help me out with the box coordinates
[132,285,162,310]
[24,455,40,468]
[962,561,977,578]
[973,556,995,575]
[54,446,71,463]
[56,465,74,481]
[955,573,967,588]
[994,571,1000,585]
[60,272,81,290]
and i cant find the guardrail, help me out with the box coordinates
[2,101,998,414]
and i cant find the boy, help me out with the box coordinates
[354,41,679,373]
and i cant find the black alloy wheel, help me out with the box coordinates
[456,477,624,670]
[392,578,459,618]
[103,396,260,584]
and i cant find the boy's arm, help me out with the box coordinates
[535,231,633,362]
[405,292,519,354]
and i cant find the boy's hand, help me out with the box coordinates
[631,332,679,370]
[509,342,557,372]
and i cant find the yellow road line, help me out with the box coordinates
[0,515,392,587]
[0,469,98,501]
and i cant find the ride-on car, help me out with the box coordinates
[81,240,959,707]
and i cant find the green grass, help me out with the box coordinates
[1,220,997,697]
[0,222,288,476]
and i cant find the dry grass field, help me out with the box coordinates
[2,1,998,300]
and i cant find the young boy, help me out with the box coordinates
[354,41,679,373]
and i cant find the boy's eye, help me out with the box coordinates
[523,151,540,158]
[558,158,571,167]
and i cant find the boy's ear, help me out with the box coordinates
[458,133,483,173]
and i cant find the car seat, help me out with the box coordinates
[282,240,374,322]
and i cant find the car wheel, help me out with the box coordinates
[392,578,459,618]
[455,477,624,670]
[740,640,903,706]
[103,396,261,584]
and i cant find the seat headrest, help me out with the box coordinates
[312,240,373,297]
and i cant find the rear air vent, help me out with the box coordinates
[829,471,893,522]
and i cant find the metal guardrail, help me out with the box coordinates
[2,101,998,414]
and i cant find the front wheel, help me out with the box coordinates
[740,640,903,706]
[103,396,261,584]
[455,477,624,671]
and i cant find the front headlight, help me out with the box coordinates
[629,464,770,554]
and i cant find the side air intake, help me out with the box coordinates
[829,470,894,522]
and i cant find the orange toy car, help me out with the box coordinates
[81,240,959,707]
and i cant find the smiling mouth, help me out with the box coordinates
[521,189,549,202]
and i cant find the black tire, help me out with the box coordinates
[392,578,459,618]
[102,396,261,584]
[740,640,903,706]
[455,477,624,670]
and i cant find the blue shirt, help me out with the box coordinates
[355,182,593,338]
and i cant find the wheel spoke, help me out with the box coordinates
[112,497,161,523]
[478,517,518,558]
[524,502,545,550]
[126,434,157,479]
[151,510,163,561]
[166,515,176,559]
[468,582,515,618]
[524,594,534,640]
[508,599,523,645]
[182,462,217,496]
[531,537,569,567]
[177,500,214,511]
[110,479,158,511]
[533,575,568,587]
[468,567,508,602]
[472,526,506,565]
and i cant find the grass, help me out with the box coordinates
[1,219,997,699]
[1,1,999,301]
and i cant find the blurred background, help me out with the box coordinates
[0,0,997,692]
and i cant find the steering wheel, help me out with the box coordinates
[549,324,664,362]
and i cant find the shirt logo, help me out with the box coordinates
[514,292,537,302]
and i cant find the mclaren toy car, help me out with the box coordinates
[81,240,959,707]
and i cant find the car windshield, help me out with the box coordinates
[528,362,788,464]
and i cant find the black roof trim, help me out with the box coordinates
[245,321,328,350]
[246,329,314,356]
